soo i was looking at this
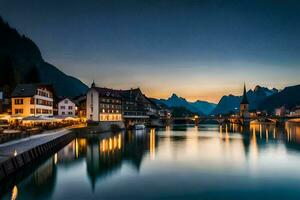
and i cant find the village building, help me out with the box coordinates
[118,88,150,126]
[289,106,300,117]
[73,95,87,120]
[275,106,286,117]
[58,97,76,116]
[11,84,54,117]
[86,82,122,122]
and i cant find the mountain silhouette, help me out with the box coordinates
[212,85,278,115]
[152,94,216,115]
[0,16,88,98]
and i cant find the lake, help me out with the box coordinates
[2,123,300,200]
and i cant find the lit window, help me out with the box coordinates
[15,109,23,114]
[14,99,23,105]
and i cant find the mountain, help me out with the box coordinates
[212,85,278,115]
[192,100,217,115]
[0,16,88,98]
[258,84,300,112]
[152,94,216,115]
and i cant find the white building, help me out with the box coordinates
[58,98,76,116]
[11,84,53,117]
[86,83,122,122]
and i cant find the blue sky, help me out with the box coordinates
[1,0,299,102]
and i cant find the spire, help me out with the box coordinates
[241,83,249,104]
[91,80,96,88]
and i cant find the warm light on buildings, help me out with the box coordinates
[150,128,156,160]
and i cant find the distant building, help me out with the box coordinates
[118,88,151,126]
[86,83,122,122]
[275,106,286,117]
[240,84,250,118]
[289,106,300,117]
[58,97,76,116]
[73,95,86,119]
[11,84,54,117]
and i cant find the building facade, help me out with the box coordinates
[118,88,157,127]
[58,98,76,116]
[86,83,122,122]
[74,95,86,120]
[11,84,53,117]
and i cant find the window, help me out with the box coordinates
[36,109,41,114]
[14,99,23,105]
[30,109,35,114]
[68,106,73,110]
[15,109,23,114]
[62,111,65,115]
[68,112,72,115]
[30,98,35,104]
[60,106,65,109]
[64,99,68,104]
[36,99,53,106]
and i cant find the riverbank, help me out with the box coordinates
[0,125,84,182]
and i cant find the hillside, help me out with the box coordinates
[0,16,88,98]
[258,84,300,112]
[212,85,278,115]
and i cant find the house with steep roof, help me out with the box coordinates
[58,97,76,116]
[11,83,54,117]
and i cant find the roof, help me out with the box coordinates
[90,87,122,98]
[11,83,53,98]
[240,84,249,104]
[117,88,142,99]
[58,97,76,105]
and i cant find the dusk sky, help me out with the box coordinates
[1,0,299,103]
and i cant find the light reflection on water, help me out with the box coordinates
[2,123,300,200]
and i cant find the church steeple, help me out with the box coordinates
[240,83,249,104]
[91,80,96,88]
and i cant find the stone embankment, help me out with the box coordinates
[0,127,78,181]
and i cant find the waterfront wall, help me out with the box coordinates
[86,121,125,134]
[0,132,75,182]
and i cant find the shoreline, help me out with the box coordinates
[0,125,82,182]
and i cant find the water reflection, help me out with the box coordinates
[2,123,300,199]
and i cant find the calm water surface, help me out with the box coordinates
[2,123,300,200]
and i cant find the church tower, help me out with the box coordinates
[240,84,249,118]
